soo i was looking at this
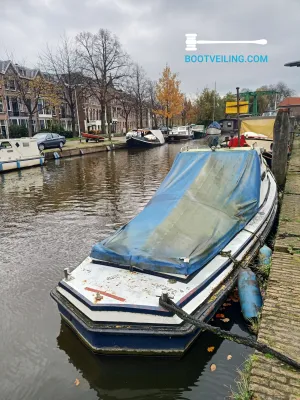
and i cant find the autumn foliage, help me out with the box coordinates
[155,66,184,127]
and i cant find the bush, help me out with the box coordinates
[63,131,74,138]
[9,125,29,138]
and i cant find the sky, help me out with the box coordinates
[2,0,300,96]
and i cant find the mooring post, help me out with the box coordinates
[272,109,290,188]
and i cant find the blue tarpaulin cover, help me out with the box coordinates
[208,121,221,130]
[91,150,261,275]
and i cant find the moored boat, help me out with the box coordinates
[51,146,277,356]
[126,129,165,147]
[167,126,193,142]
[191,125,206,139]
[82,132,105,143]
[206,121,221,136]
[0,138,44,172]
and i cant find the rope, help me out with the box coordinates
[159,293,300,370]
[219,250,241,267]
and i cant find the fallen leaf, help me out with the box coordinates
[221,318,230,323]
[223,303,231,307]
[230,296,239,303]
[227,355,232,360]
[215,313,225,319]
[115,325,122,328]
[74,378,80,386]
[210,364,217,372]
[207,346,215,352]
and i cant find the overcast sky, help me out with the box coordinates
[2,0,300,96]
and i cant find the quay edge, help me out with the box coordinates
[249,135,300,398]
[44,142,128,160]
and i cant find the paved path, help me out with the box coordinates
[249,136,300,399]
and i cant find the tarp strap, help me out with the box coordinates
[219,250,241,267]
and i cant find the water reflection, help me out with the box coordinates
[57,299,251,400]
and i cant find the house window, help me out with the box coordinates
[227,122,232,127]
[38,100,44,114]
[0,97,3,112]
[7,80,16,90]
[6,96,11,111]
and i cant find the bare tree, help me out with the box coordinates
[76,29,129,139]
[131,63,148,128]
[40,36,84,135]
[148,80,159,128]
[117,77,135,133]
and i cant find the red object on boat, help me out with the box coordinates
[85,287,126,302]
[82,132,105,142]
[228,135,249,148]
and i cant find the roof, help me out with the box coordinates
[279,97,300,107]
[0,60,40,78]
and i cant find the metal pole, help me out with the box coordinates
[236,87,240,146]
[213,81,216,121]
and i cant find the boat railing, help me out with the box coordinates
[180,144,210,152]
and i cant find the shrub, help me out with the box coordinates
[9,124,29,138]
[62,131,74,138]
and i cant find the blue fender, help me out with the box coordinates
[238,268,262,320]
[258,245,272,266]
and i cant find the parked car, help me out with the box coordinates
[33,132,66,151]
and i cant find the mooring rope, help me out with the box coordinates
[159,293,300,370]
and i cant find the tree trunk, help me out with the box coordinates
[125,115,128,133]
[153,114,158,129]
[35,114,40,133]
[166,116,169,133]
[135,106,139,129]
[100,100,106,135]
[107,103,112,141]
[71,111,76,136]
[139,107,143,128]
[28,114,34,137]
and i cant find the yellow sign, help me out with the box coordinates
[226,101,249,114]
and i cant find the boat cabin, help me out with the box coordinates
[0,138,44,172]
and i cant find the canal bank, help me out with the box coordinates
[249,135,300,399]
[44,138,127,160]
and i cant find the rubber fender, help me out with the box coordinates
[258,245,272,266]
[238,268,262,320]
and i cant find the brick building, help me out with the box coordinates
[0,60,154,138]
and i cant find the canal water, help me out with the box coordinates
[0,141,252,400]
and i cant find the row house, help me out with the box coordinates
[0,60,73,138]
[78,93,152,134]
[0,60,155,138]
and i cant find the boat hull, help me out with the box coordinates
[51,265,236,356]
[0,156,44,172]
[126,137,163,148]
[206,128,221,136]
[167,134,193,142]
[192,131,206,139]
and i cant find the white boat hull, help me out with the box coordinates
[0,157,44,172]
